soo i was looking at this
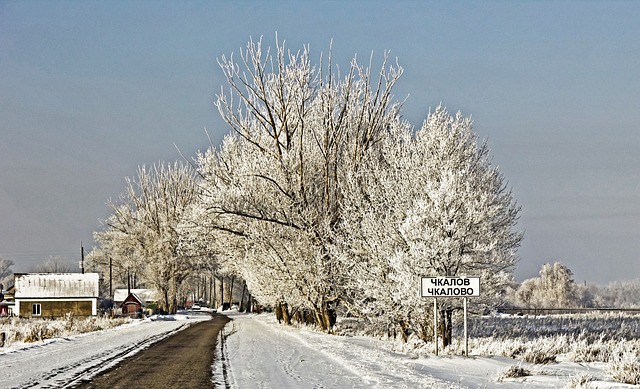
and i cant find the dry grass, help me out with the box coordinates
[0,314,130,346]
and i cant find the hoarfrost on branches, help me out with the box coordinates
[93,37,523,342]
[515,262,583,309]
[92,162,197,313]
[184,37,406,331]
[339,106,522,344]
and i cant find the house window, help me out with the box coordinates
[32,303,41,316]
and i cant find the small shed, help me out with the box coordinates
[13,273,99,317]
[114,289,158,315]
[120,293,146,315]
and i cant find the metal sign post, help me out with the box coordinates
[463,297,468,357]
[421,277,480,358]
[433,298,438,356]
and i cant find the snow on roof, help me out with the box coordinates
[113,288,158,302]
[14,273,99,298]
[120,293,147,307]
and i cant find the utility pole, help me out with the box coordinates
[109,257,113,299]
[80,242,85,274]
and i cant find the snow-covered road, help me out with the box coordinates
[218,312,457,388]
[0,314,208,388]
[217,313,369,388]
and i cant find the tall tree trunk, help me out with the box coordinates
[314,309,325,330]
[197,276,202,303]
[397,319,411,342]
[439,308,453,348]
[169,276,178,314]
[313,301,336,333]
[239,282,246,312]
[228,276,235,305]
[209,275,213,308]
[219,276,224,310]
[163,289,169,314]
[212,276,217,308]
[276,302,291,325]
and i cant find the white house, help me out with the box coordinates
[13,273,100,317]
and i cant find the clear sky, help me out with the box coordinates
[1,1,639,283]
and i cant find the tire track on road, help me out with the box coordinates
[73,314,229,389]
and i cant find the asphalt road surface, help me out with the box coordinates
[74,313,230,389]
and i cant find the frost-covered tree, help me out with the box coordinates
[0,257,13,289]
[538,262,580,307]
[337,120,419,338]
[596,279,640,308]
[403,107,522,346]
[88,229,146,296]
[515,262,582,309]
[177,37,522,341]
[93,162,197,313]
[339,106,522,346]
[184,37,403,331]
[33,256,74,273]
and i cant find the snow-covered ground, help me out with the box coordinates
[1,311,636,388]
[0,312,210,388]
[218,312,636,388]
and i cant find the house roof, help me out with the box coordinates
[120,293,147,307]
[14,273,99,298]
[113,288,158,302]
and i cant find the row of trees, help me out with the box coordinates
[90,38,523,345]
[510,261,640,310]
[90,163,198,313]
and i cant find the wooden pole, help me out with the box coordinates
[80,242,85,274]
[109,257,112,298]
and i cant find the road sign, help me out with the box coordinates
[420,277,480,298]
[421,276,481,357]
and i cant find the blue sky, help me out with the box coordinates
[1,1,639,283]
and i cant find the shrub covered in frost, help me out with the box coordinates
[469,335,565,364]
[565,372,595,388]
[567,334,612,362]
[607,348,640,385]
[497,364,531,381]
[520,347,557,364]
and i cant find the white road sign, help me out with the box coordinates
[421,276,480,298]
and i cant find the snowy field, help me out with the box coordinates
[1,311,638,388]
